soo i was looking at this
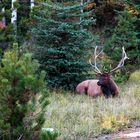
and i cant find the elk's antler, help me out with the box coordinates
[110,46,129,73]
[89,46,102,74]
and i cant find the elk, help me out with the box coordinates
[89,46,128,98]
[76,46,128,98]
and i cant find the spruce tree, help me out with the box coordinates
[31,1,95,90]
[0,43,49,139]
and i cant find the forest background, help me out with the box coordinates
[0,0,140,139]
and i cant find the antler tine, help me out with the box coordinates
[110,46,129,73]
[89,59,100,73]
[89,46,102,74]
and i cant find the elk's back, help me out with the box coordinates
[76,80,103,97]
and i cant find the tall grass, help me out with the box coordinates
[44,71,140,139]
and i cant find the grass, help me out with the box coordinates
[44,71,140,139]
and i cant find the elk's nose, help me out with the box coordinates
[97,81,101,86]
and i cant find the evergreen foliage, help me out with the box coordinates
[0,0,12,25]
[0,1,14,51]
[94,0,125,27]
[104,9,139,72]
[0,0,32,46]
[31,2,95,90]
[16,0,32,44]
[126,0,140,65]
[0,43,49,139]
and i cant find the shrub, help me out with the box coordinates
[0,43,49,139]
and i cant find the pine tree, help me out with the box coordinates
[0,43,49,139]
[31,1,96,90]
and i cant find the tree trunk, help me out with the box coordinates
[80,0,84,29]
[31,0,34,10]
[11,0,17,24]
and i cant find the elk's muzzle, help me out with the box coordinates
[97,81,101,86]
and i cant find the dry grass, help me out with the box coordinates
[44,71,140,139]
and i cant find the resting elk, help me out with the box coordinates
[76,46,128,98]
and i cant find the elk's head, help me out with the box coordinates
[96,72,110,86]
[89,46,129,97]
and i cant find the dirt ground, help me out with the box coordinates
[92,120,140,140]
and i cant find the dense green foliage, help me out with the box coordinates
[104,9,139,72]
[0,43,49,139]
[1,0,140,85]
[0,0,32,46]
[31,2,95,90]
[41,128,61,140]
[16,1,30,44]
[0,1,14,51]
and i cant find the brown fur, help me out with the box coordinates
[76,80,103,97]
[97,73,119,98]
[76,74,119,98]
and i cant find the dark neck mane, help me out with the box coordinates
[101,79,117,98]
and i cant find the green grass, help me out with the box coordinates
[44,71,140,139]
[129,70,140,84]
